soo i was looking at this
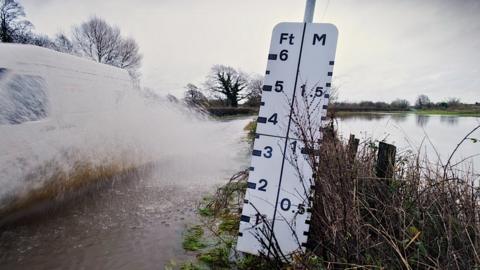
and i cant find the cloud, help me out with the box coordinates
[20,0,480,103]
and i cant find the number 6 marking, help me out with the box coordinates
[279,50,288,61]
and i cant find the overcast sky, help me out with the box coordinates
[20,0,480,103]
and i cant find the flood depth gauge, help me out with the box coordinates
[237,0,339,259]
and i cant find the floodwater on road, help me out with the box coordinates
[0,117,252,270]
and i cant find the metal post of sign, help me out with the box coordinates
[303,0,316,23]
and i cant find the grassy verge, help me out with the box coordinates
[174,170,271,270]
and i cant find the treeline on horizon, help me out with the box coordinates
[181,66,480,115]
[332,95,480,112]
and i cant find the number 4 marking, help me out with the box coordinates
[268,113,278,125]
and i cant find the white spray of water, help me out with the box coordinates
[0,44,250,209]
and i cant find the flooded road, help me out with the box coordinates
[0,117,251,270]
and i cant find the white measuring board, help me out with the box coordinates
[237,22,338,258]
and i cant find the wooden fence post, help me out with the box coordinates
[376,142,396,179]
[347,134,359,163]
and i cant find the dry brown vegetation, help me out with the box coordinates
[306,128,480,269]
[0,154,145,225]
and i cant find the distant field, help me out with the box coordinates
[332,108,480,117]
[414,109,480,116]
[206,106,480,117]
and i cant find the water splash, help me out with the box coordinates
[0,44,250,214]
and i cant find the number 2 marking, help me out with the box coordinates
[258,179,268,191]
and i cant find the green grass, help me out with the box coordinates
[177,177,266,270]
[415,109,480,116]
[335,109,480,117]
[179,262,206,270]
[198,207,214,217]
[198,246,231,269]
[182,225,206,251]
[243,120,257,143]
[218,213,239,234]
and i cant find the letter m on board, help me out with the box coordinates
[313,34,326,46]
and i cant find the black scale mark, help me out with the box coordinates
[262,85,272,92]
[240,215,251,222]
[247,182,257,189]
[252,150,262,156]
[257,117,267,124]
[268,54,277,60]
[268,23,307,255]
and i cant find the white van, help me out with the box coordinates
[0,44,134,203]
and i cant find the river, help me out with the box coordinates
[337,113,480,173]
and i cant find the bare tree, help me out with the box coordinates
[72,16,142,75]
[446,97,461,108]
[52,33,75,54]
[73,16,120,63]
[28,33,53,48]
[415,94,431,109]
[115,37,142,69]
[244,74,263,107]
[390,98,410,110]
[0,0,32,43]
[184,83,207,107]
[204,65,248,107]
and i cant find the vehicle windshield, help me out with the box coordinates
[0,73,49,125]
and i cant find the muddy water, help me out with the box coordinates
[0,117,252,270]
